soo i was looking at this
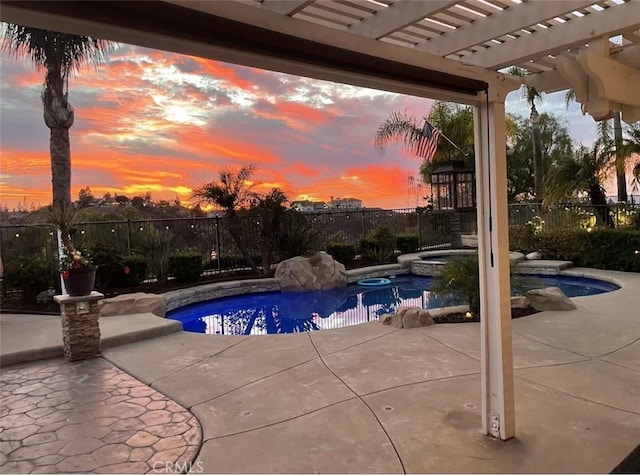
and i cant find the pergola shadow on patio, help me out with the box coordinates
[1,0,639,443]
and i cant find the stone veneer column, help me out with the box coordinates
[54,291,105,361]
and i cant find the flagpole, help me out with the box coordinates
[424,118,470,158]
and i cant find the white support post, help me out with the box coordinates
[473,96,516,440]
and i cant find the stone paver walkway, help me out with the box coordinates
[0,357,201,474]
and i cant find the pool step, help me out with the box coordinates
[513,260,574,275]
[410,256,573,276]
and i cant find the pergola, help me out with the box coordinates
[2,0,639,441]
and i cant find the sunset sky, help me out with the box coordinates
[0,40,601,211]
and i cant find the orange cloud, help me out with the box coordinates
[287,162,320,178]
[186,57,254,91]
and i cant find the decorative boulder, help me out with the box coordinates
[275,251,347,292]
[525,251,542,260]
[510,295,530,309]
[381,306,434,329]
[526,287,577,311]
[99,292,167,317]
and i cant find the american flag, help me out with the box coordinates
[415,120,440,160]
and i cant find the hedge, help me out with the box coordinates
[509,225,640,272]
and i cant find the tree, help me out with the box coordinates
[251,188,289,274]
[374,101,475,181]
[374,102,478,249]
[77,186,94,208]
[1,25,112,207]
[544,137,613,226]
[509,67,545,201]
[131,196,145,209]
[193,165,261,274]
[613,112,628,202]
[506,113,574,202]
[565,89,630,203]
[114,194,130,205]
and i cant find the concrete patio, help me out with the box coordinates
[1,267,639,473]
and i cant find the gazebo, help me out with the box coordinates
[2,0,638,441]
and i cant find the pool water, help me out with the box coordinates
[167,274,619,336]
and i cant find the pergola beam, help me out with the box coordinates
[348,0,456,39]
[463,1,640,69]
[421,0,595,57]
[525,46,640,93]
[580,51,640,107]
[258,0,313,16]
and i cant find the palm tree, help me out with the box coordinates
[1,24,112,207]
[544,137,613,226]
[192,165,262,275]
[612,112,628,202]
[564,89,632,202]
[565,89,629,203]
[375,102,475,249]
[510,67,544,202]
[374,102,475,179]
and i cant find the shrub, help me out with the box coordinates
[359,226,396,264]
[370,225,397,252]
[536,230,589,262]
[169,250,204,283]
[3,256,55,301]
[277,211,322,259]
[325,242,356,264]
[139,227,175,286]
[120,254,148,287]
[509,224,540,253]
[361,245,395,264]
[536,229,640,272]
[396,233,419,254]
[429,254,529,316]
[86,241,125,291]
[580,229,640,271]
[429,254,481,315]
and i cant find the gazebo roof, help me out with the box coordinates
[2,0,638,119]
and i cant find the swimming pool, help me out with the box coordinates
[166,274,619,336]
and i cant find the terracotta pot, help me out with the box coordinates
[62,267,97,297]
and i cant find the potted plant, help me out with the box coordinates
[45,204,97,296]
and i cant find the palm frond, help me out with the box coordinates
[374,111,424,155]
[508,67,543,107]
[564,89,576,109]
[1,23,114,75]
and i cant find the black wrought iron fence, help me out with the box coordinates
[507,203,640,231]
[1,203,638,296]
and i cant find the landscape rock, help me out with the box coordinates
[381,306,434,328]
[510,295,530,309]
[525,251,542,260]
[526,286,577,311]
[36,288,56,303]
[509,252,525,262]
[99,292,167,317]
[275,251,347,292]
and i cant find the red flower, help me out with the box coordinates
[61,270,70,279]
[124,266,131,275]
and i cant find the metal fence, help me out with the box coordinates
[507,202,640,231]
[1,203,638,294]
